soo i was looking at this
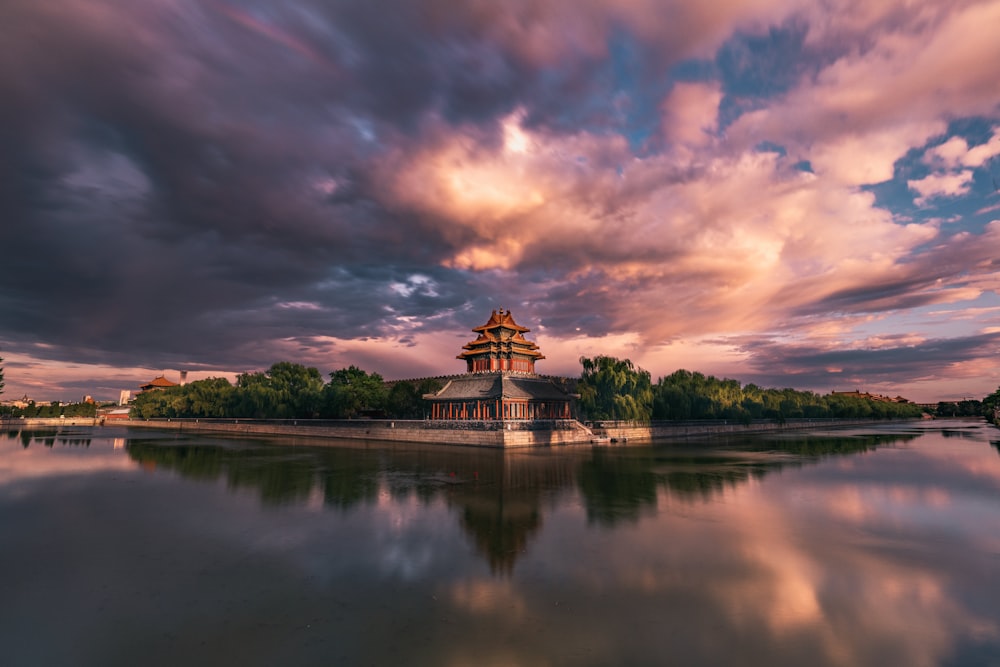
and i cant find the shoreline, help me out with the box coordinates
[1,416,929,448]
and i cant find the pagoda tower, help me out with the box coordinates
[458,308,545,374]
[424,309,574,421]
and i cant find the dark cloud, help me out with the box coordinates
[0,1,530,371]
[732,332,1000,392]
[1,0,999,400]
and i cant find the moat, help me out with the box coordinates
[3,420,1000,666]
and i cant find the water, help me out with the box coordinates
[2,420,999,666]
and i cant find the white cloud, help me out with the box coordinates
[908,171,976,206]
[963,129,1000,168]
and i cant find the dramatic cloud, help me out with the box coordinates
[1,0,999,402]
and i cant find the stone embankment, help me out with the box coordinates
[587,418,895,443]
[108,418,595,448]
[2,417,102,427]
[3,416,918,448]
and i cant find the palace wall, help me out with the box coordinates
[4,417,921,448]
[109,418,594,448]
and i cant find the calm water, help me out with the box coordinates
[2,420,999,666]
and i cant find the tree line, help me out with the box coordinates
[2,350,996,424]
[577,356,927,422]
[1,400,99,418]
[130,355,931,423]
[130,362,442,420]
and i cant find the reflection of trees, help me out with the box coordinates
[121,429,921,575]
[750,432,918,455]
[7,429,92,448]
[126,440,380,508]
[940,428,980,439]
[655,458,773,502]
[576,433,922,518]
[319,461,379,509]
[578,450,657,525]
[124,439,569,575]
[226,454,318,505]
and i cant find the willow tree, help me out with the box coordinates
[578,356,653,422]
[983,386,1000,424]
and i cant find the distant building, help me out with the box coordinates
[100,407,131,421]
[831,389,909,403]
[0,394,33,409]
[423,309,575,420]
[119,390,131,406]
[138,375,179,393]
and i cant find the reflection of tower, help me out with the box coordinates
[119,390,131,406]
[459,491,541,576]
[449,451,579,576]
[179,371,188,386]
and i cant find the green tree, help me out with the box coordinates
[234,370,280,418]
[185,377,236,417]
[385,378,442,419]
[578,356,653,422]
[935,401,957,418]
[132,386,183,418]
[62,401,97,417]
[262,362,325,418]
[983,386,1000,424]
[234,363,324,419]
[132,377,236,418]
[322,366,387,418]
[0,350,5,397]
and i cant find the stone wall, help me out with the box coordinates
[109,418,597,448]
[3,416,920,448]
[2,417,99,427]
[588,418,908,442]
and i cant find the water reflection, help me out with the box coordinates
[3,422,999,666]
[8,428,93,449]
[119,429,921,574]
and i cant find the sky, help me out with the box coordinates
[2,0,1000,404]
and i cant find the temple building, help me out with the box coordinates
[138,375,179,393]
[458,307,545,373]
[424,309,575,420]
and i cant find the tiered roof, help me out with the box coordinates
[430,374,574,402]
[139,375,179,392]
[457,308,544,368]
[423,310,576,417]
